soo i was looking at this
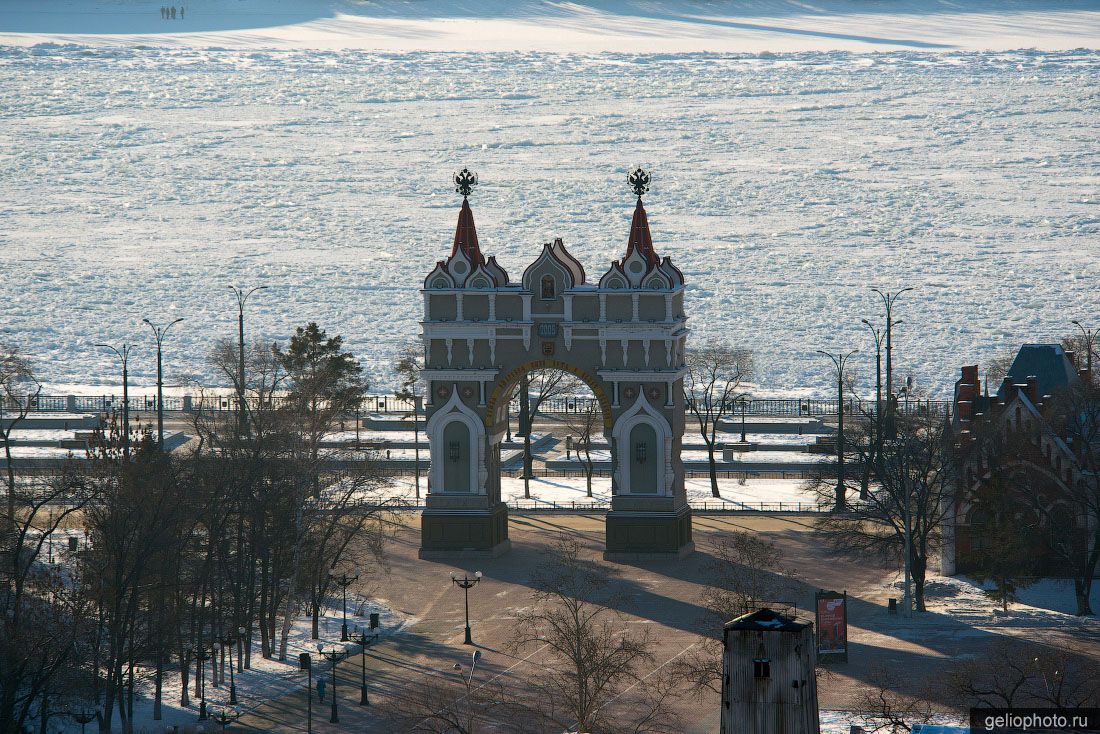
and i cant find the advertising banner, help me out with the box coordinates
[815,590,848,662]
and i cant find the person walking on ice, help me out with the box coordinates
[179,6,185,18]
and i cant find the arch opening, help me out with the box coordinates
[484,359,613,435]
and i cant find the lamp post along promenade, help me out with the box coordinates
[450,571,482,645]
[142,316,183,450]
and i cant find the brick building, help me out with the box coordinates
[942,343,1095,577]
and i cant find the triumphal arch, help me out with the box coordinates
[418,168,693,559]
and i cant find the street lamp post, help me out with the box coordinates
[817,349,858,513]
[71,709,96,734]
[860,319,885,433]
[358,629,378,706]
[330,570,359,641]
[450,571,482,645]
[142,317,184,450]
[304,652,313,734]
[871,287,912,435]
[1071,320,1097,378]
[229,285,268,439]
[739,397,748,443]
[220,632,238,704]
[453,650,483,734]
[95,343,134,457]
[210,707,240,731]
[195,646,209,721]
[237,626,245,675]
[317,645,343,724]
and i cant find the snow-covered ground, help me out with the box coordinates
[923,573,1100,626]
[554,447,827,463]
[1,0,1098,52]
[1,3,1097,399]
[20,530,408,734]
[390,475,822,508]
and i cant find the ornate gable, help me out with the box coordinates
[522,239,585,292]
[484,256,510,286]
[424,260,455,289]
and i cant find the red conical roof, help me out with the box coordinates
[625,197,659,267]
[451,197,484,265]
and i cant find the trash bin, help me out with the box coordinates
[888,597,897,614]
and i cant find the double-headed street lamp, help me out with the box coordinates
[450,571,482,645]
[871,287,912,431]
[228,285,268,438]
[330,570,359,641]
[220,629,243,704]
[142,317,183,451]
[817,349,858,514]
[317,644,344,724]
[453,650,483,734]
[210,707,241,731]
[70,709,96,734]
[95,343,135,457]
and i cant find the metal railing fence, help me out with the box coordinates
[2,393,949,419]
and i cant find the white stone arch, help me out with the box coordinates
[611,392,673,496]
[425,385,487,494]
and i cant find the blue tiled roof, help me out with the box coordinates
[1001,344,1079,399]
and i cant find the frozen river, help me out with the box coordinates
[1,45,1097,394]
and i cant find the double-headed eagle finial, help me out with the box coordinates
[628,167,651,199]
[454,168,478,198]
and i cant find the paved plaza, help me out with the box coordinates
[232,513,1100,733]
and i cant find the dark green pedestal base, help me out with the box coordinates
[418,504,511,559]
[604,506,694,560]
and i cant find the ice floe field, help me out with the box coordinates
[1,2,1098,396]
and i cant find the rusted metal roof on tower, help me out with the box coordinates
[624,197,659,268]
[451,197,484,266]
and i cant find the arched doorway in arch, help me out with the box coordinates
[418,170,694,559]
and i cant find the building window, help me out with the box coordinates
[541,275,556,300]
[753,643,770,679]
[753,658,771,679]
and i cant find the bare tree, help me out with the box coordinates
[673,532,799,695]
[562,399,603,498]
[811,410,955,612]
[940,637,1100,710]
[511,537,680,733]
[517,370,577,499]
[982,351,1017,393]
[0,344,41,526]
[1040,373,1100,615]
[964,473,1043,613]
[394,340,425,501]
[0,466,100,734]
[686,346,754,498]
[383,658,513,734]
[854,665,935,734]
